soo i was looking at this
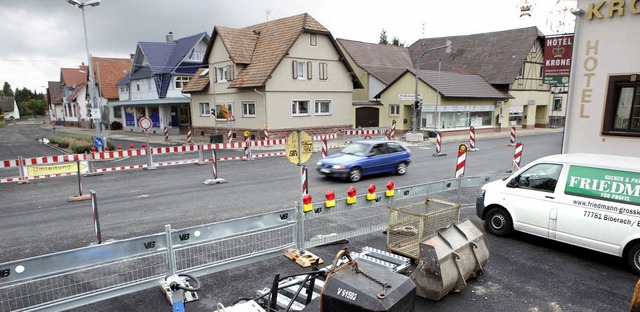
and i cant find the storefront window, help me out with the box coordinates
[421,108,494,129]
[125,107,135,126]
[441,112,470,129]
[148,106,159,127]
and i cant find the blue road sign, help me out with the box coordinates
[93,137,103,147]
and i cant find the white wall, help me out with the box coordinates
[564,1,640,156]
[130,78,158,100]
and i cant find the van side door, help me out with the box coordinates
[504,163,563,238]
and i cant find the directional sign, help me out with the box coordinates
[139,117,152,131]
[285,131,313,165]
[93,137,103,147]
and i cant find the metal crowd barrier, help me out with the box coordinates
[0,175,506,311]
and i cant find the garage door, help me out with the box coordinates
[355,107,379,128]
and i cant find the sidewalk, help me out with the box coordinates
[41,122,564,149]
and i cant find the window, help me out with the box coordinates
[292,61,312,80]
[136,82,140,91]
[217,66,228,83]
[310,33,318,46]
[114,107,122,118]
[292,100,309,116]
[315,100,331,115]
[390,104,400,115]
[242,101,255,117]
[215,102,233,120]
[175,77,190,89]
[512,163,562,193]
[119,85,129,93]
[553,97,562,111]
[603,74,640,136]
[319,62,328,80]
[199,102,210,116]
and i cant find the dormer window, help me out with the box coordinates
[175,76,190,89]
[217,66,228,83]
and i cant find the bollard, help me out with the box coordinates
[67,160,91,201]
[391,120,396,138]
[90,190,102,244]
[164,127,169,141]
[455,144,467,178]
[469,126,478,151]
[513,142,523,172]
[509,126,516,146]
[227,128,233,143]
[243,130,251,160]
[203,149,228,184]
[322,139,328,158]
[432,132,446,157]
[263,125,269,140]
[187,127,193,145]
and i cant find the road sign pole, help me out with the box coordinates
[90,190,102,244]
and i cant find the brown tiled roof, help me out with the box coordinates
[205,13,359,89]
[409,26,542,85]
[377,69,512,100]
[182,67,210,93]
[60,66,87,87]
[66,82,86,101]
[47,81,62,105]
[338,39,413,84]
[0,96,16,113]
[92,57,133,99]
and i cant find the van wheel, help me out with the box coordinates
[626,242,640,275]
[485,207,513,236]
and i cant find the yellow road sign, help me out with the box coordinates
[286,131,313,164]
[27,161,88,177]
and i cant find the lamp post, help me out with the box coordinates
[413,40,451,135]
[66,0,102,149]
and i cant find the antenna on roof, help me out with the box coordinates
[422,22,425,37]
[264,9,270,22]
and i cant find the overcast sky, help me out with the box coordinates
[0,0,576,93]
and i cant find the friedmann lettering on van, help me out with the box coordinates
[565,165,640,206]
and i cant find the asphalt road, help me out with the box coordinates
[0,123,637,312]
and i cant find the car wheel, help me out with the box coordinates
[485,207,513,236]
[396,162,407,175]
[349,167,362,182]
[626,242,640,275]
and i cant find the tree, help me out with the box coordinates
[378,29,389,45]
[2,82,13,96]
[21,99,47,117]
[391,37,405,47]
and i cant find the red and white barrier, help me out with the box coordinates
[344,129,379,136]
[513,142,523,172]
[22,154,86,166]
[187,127,193,145]
[0,177,24,183]
[250,139,286,147]
[164,127,169,141]
[227,128,233,143]
[93,164,149,173]
[455,144,467,178]
[151,145,199,155]
[312,133,337,141]
[91,149,146,160]
[1,159,20,168]
[469,126,477,151]
[509,127,516,146]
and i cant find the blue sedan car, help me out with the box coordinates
[316,140,411,182]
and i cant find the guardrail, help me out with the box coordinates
[0,174,506,311]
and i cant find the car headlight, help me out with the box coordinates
[316,161,322,166]
[332,165,345,169]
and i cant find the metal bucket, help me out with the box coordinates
[410,219,489,301]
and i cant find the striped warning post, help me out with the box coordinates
[433,132,445,157]
[211,149,218,179]
[513,142,524,172]
[164,127,168,141]
[263,126,269,140]
[301,165,308,195]
[227,128,233,143]
[455,144,467,178]
[469,126,478,151]
[322,139,327,158]
[243,133,251,159]
[509,127,516,145]
[22,154,87,166]
[187,127,193,145]
[391,120,396,138]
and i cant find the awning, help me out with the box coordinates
[108,97,190,107]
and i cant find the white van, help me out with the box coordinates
[476,153,640,275]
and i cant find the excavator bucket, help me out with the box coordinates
[410,219,489,301]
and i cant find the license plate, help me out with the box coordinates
[320,168,330,173]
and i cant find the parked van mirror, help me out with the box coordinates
[507,177,519,188]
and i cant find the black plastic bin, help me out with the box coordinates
[210,134,223,143]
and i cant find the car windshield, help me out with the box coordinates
[340,142,370,156]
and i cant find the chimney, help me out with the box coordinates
[166,31,174,43]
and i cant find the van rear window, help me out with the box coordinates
[565,165,640,206]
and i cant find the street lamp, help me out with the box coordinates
[413,40,451,137]
[66,0,102,148]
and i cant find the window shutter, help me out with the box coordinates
[292,61,298,79]
[230,65,235,81]
[227,65,234,81]
[307,61,312,80]
[212,67,217,83]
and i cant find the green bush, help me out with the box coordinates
[70,142,93,154]
[0,121,6,128]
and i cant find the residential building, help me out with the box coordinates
[409,26,553,132]
[112,32,209,134]
[59,65,89,127]
[47,81,62,124]
[562,0,640,156]
[91,56,133,129]
[337,39,412,128]
[182,13,362,140]
[0,96,20,120]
